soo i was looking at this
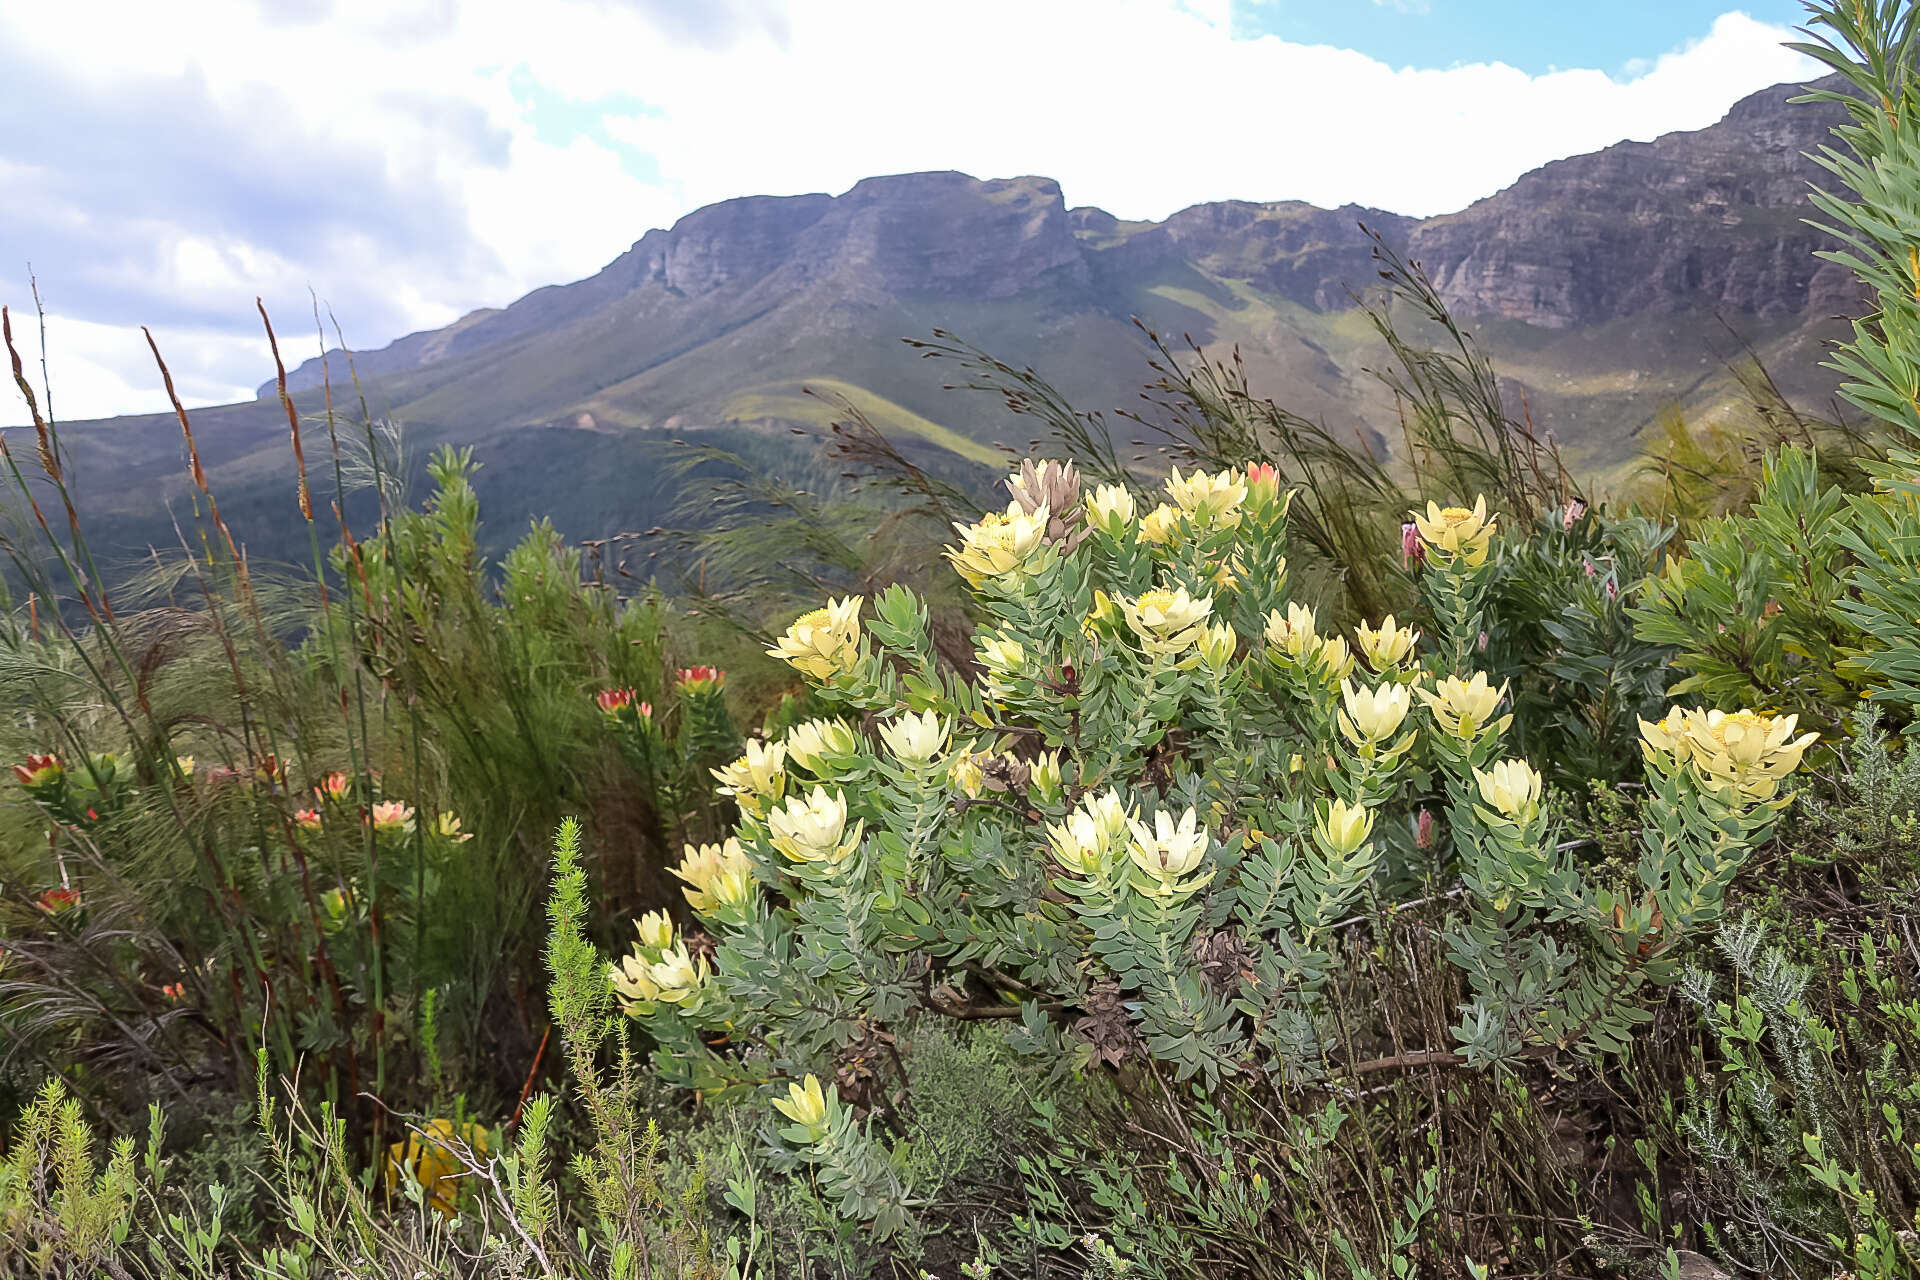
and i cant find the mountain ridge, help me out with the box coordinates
[4,73,1857,577]
[269,73,1850,400]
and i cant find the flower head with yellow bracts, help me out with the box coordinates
[1338,678,1413,747]
[773,1074,831,1140]
[1262,601,1318,661]
[1084,483,1137,533]
[1418,673,1510,740]
[1138,502,1182,546]
[609,940,708,1013]
[1046,788,1134,877]
[1164,466,1248,528]
[1315,797,1375,857]
[1411,496,1498,568]
[1474,758,1544,823]
[673,837,756,913]
[712,740,787,816]
[1356,615,1420,671]
[1639,707,1817,803]
[1120,586,1214,657]
[768,596,863,682]
[878,709,949,767]
[1126,806,1211,896]
[946,502,1051,588]
[768,786,863,866]
[783,719,859,775]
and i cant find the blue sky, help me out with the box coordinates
[1238,2,1809,74]
[0,0,1821,420]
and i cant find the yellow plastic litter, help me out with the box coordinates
[383,1118,490,1218]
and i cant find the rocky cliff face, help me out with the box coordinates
[1407,77,1854,328]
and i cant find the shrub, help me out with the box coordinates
[610,455,1811,1267]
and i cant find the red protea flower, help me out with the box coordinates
[161,981,185,1001]
[12,753,62,788]
[315,772,350,802]
[676,665,725,694]
[1400,521,1426,569]
[36,886,80,915]
[596,687,637,714]
[294,807,323,831]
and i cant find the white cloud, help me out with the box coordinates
[0,2,1821,421]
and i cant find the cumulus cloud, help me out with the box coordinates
[0,1,1820,420]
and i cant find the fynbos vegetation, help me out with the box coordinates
[6,2,1920,1277]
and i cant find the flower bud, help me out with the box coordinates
[1315,797,1375,857]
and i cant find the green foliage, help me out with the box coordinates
[1631,445,1863,733]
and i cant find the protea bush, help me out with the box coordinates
[611,458,1813,1232]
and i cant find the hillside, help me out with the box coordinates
[9,74,1855,574]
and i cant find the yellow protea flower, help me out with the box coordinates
[1263,602,1318,660]
[1138,502,1182,546]
[1316,798,1375,856]
[948,747,988,799]
[173,755,195,776]
[979,632,1028,702]
[1030,750,1063,802]
[1474,758,1544,823]
[768,786,863,865]
[1126,806,1211,895]
[1197,620,1238,669]
[1312,634,1356,683]
[712,740,788,815]
[609,941,708,1012]
[1412,496,1498,567]
[1639,707,1818,803]
[1418,673,1509,739]
[1164,466,1248,527]
[768,596,863,681]
[1046,788,1133,876]
[877,709,948,766]
[634,909,675,951]
[435,812,474,843]
[946,502,1050,588]
[773,1074,831,1137]
[1085,483,1137,530]
[783,718,859,774]
[673,837,754,912]
[1356,615,1420,670]
[1338,678,1413,746]
[1120,586,1214,656]
[384,1119,491,1218]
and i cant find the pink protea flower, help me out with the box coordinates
[1244,461,1282,506]
[294,807,323,831]
[161,981,185,1001]
[12,753,62,788]
[677,665,726,694]
[596,687,639,713]
[1563,498,1587,531]
[368,801,416,833]
[1400,521,1426,569]
[1415,808,1436,850]
[316,771,351,802]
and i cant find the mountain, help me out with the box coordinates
[11,74,1856,575]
